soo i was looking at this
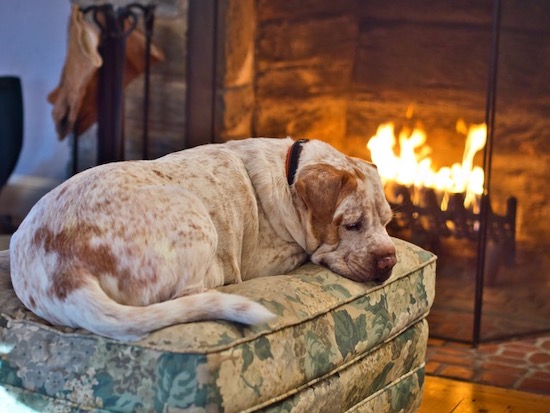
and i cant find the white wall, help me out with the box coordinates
[0,0,71,180]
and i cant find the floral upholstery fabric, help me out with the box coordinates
[0,238,436,412]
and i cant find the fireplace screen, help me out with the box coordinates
[184,0,550,344]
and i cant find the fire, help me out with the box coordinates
[366,119,486,211]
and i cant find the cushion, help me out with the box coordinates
[0,237,436,412]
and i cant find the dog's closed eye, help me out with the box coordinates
[344,220,363,232]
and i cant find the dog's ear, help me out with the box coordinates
[294,164,357,225]
[349,156,378,174]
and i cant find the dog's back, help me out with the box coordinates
[9,143,280,340]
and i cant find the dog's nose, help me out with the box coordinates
[377,253,397,271]
[373,244,397,283]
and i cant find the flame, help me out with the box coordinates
[366,119,486,211]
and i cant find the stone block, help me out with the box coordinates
[217,85,255,140]
[254,97,347,144]
[218,0,255,87]
[353,0,492,26]
[257,16,358,68]
[257,0,357,22]
[256,63,353,99]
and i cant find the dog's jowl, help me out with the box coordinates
[10,138,396,340]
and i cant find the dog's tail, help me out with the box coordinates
[63,280,277,341]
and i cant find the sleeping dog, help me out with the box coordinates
[10,138,396,341]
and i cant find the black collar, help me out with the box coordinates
[285,139,309,185]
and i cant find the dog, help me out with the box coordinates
[9,138,396,341]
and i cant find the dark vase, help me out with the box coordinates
[0,76,23,191]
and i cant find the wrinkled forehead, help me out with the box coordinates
[350,157,380,177]
[349,158,384,192]
[351,159,393,223]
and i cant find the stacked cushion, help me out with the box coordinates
[0,238,436,412]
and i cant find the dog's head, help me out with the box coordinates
[293,159,396,283]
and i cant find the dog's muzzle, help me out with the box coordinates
[371,239,397,283]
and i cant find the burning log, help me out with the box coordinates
[386,184,516,244]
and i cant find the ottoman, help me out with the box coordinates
[0,237,436,412]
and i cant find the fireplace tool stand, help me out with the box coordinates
[74,2,156,172]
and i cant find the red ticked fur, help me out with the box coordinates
[295,164,358,246]
[9,138,395,341]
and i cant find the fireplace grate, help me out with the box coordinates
[386,183,517,264]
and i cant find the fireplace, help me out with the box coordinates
[182,0,550,345]
[81,0,548,345]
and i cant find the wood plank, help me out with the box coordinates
[419,376,550,413]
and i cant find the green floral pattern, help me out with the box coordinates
[0,238,436,412]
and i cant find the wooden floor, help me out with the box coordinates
[418,376,550,413]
